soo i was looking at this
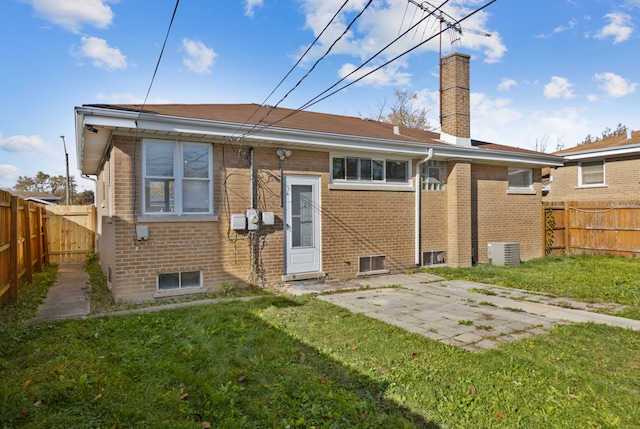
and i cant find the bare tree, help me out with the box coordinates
[363,90,433,130]
[579,123,627,145]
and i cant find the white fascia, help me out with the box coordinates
[562,144,640,160]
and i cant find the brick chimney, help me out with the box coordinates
[440,52,471,147]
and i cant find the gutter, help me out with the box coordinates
[415,148,433,265]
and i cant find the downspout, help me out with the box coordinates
[249,147,259,282]
[415,148,433,265]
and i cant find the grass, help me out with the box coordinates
[1,254,640,427]
[1,296,638,428]
[424,254,640,320]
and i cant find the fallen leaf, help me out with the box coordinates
[360,413,368,420]
[93,393,102,401]
[237,375,246,382]
[496,410,505,419]
[23,380,31,390]
[202,422,211,428]
[318,379,326,384]
[351,345,358,350]
[181,393,190,401]
[34,400,42,408]
[469,385,476,396]
[299,352,306,363]
[22,410,29,418]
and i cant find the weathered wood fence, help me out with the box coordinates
[0,189,95,308]
[545,201,640,258]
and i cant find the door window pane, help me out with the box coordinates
[292,185,313,248]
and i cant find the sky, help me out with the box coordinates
[1,0,638,191]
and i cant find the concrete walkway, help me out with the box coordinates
[284,273,640,353]
[26,267,640,354]
[25,262,90,325]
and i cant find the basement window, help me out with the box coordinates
[357,255,389,276]
[157,270,202,291]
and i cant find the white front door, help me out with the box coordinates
[285,176,320,274]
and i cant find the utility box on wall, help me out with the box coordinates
[487,242,520,266]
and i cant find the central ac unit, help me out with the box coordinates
[487,242,520,266]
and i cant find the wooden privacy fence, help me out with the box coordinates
[0,189,96,308]
[44,205,96,263]
[0,190,47,307]
[545,201,640,258]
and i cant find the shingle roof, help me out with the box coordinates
[84,103,548,157]
[554,130,640,155]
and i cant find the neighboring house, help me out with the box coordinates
[74,52,563,303]
[9,191,61,205]
[546,130,640,202]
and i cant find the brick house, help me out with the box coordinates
[75,53,563,303]
[545,129,640,203]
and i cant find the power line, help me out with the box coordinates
[238,0,374,140]
[242,0,498,136]
[227,0,352,140]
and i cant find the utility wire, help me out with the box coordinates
[138,0,180,114]
[243,0,497,136]
[227,0,352,140]
[238,0,374,140]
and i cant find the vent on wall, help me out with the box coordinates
[423,250,445,266]
[487,242,520,266]
[358,255,387,275]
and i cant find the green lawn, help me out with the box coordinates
[1,256,639,428]
[424,254,640,320]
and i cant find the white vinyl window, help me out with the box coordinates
[332,156,409,184]
[579,160,605,186]
[422,160,445,191]
[508,167,533,190]
[143,140,213,215]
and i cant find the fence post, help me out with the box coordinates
[564,201,571,255]
[23,201,33,284]
[34,205,43,272]
[9,196,18,303]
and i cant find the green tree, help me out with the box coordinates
[13,171,77,204]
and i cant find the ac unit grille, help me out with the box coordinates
[422,250,446,266]
[487,242,520,266]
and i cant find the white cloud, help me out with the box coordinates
[587,94,599,102]
[532,107,589,141]
[244,0,264,17]
[471,93,523,126]
[498,78,517,91]
[77,36,127,70]
[595,12,634,43]
[24,0,115,33]
[594,72,638,97]
[182,38,217,74]
[544,76,576,99]
[0,133,56,157]
[338,61,411,87]
[296,0,505,78]
[0,164,21,187]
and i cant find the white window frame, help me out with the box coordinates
[578,160,606,187]
[329,154,413,191]
[507,167,533,194]
[142,139,214,217]
[422,160,446,191]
